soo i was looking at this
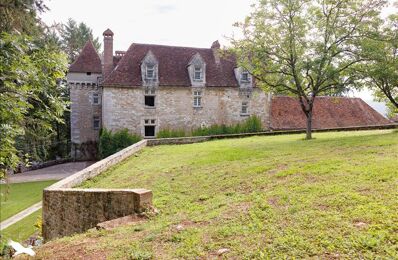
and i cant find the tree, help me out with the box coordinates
[357,14,398,115]
[0,0,47,35]
[0,33,68,178]
[60,18,101,61]
[230,0,386,139]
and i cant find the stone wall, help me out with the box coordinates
[51,140,148,189]
[102,86,270,137]
[43,188,152,241]
[43,140,150,241]
[68,72,102,159]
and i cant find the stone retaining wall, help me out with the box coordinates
[43,140,150,241]
[49,140,148,189]
[43,188,152,240]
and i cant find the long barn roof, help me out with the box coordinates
[270,96,391,130]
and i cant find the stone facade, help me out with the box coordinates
[102,86,270,137]
[67,29,272,150]
[68,72,102,158]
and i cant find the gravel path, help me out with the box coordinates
[0,202,42,230]
[7,161,95,183]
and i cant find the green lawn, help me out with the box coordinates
[36,130,398,259]
[0,180,56,222]
[1,210,42,242]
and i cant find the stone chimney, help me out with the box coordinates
[103,28,114,79]
[211,40,221,64]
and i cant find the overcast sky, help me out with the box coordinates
[41,0,397,115]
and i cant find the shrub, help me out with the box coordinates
[241,115,262,133]
[192,115,263,136]
[99,128,141,159]
[155,116,263,139]
[156,129,186,138]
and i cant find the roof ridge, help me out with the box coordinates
[129,42,211,50]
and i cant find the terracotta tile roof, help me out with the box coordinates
[69,41,102,74]
[391,114,398,122]
[103,43,238,87]
[270,96,391,130]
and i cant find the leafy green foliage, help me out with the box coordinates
[157,129,187,138]
[157,116,263,138]
[230,0,387,139]
[99,129,141,159]
[60,18,101,61]
[192,115,262,136]
[357,14,398,111]
[0,0,47,35]
[0,33,68,178]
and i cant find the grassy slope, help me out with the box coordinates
[0,180,56,221]
[37,130,398,259]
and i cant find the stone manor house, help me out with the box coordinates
[67,29,390,151]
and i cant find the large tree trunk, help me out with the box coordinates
[306,111,313,140]
[298,96,314,140]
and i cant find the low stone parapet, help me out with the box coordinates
[42,188,152,241]
[49,140,148,189]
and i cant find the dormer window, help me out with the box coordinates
[141,51,159,87]
[146,65,155,80]
[188,53,206,87]
[241,71,250,83]
[235,67,253,88]
[194,66,203,81]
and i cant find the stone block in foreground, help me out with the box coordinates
[42,188,152,241]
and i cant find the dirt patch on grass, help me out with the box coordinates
[267,164,288,175]
[220,202,252,220]
[30,238,108,260]
[267,197,280,207]
[97,214,148,230]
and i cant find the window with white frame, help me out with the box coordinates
[194,66,203,81]
[144,119,156,137]
[193,90,202,107]
[92,93,100,105]
[146,65,155,80]
[241,101,249,115]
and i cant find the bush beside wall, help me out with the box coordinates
[99,129,141,159]
[157,129,187,138]
[156,115,263,138]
